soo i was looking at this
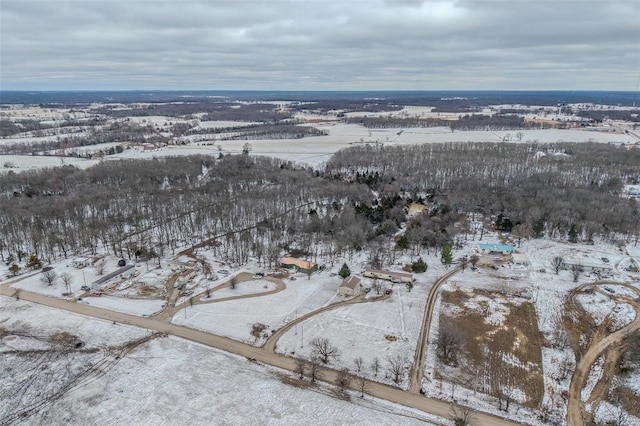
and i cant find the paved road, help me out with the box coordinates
[409,266,462,393]
[0,282,523,426]
[566,283,640,426]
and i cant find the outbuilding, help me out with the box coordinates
[363,268,414,283]
[512,253,529,266]
[338,276,362,296]
[478,243,515,255]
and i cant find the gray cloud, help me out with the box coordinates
[1,0,638,90]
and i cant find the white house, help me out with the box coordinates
[338,276,362,296]
[512,253,529,266]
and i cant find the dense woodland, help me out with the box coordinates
[326,142,640,243]
[1,141,639,270]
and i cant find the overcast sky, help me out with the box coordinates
[1,0,638,91]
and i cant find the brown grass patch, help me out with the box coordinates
[279,374,310,389]
[437,288,544,408]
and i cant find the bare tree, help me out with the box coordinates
[310,337,340,364]
[250,323,268,342]
[370,357,381,376]
[437,324,462,366]
[354,357,364,373]
[60,272,73,294]
[450,403,475,426]
[387,355,408,384]
[551,256,564,274]
[294,358,306,380]
[372,279,382,295]
[570,264,582,282]
[40,269,58,286]
[308,359,321,383]
[356,374,369,398]
[335,368,351,393]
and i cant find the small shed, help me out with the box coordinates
[280,257,318,275]
[338,276,362,296]
[512,253,529,266]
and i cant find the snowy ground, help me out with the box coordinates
[275,279,430,388]
[0,297,441,426]
[172,271,342,344]
[201,278,277,301]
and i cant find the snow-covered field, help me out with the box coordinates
[0,298,441,425]
[3,118,637,172]
[172,271,341,343]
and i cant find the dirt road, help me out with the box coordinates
[263,292,389,352]
[409,266,462,393]
[566,283,640,426]
[0,283,522,426]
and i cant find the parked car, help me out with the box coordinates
[601,257,610,263]
[92,292,102,297]
[614,305,623,313]
[217,269,229,275]
[81,285,91,291]
[253,272,265,279]
[177,284,184,290]
[183,290,193,296]
[603,286,615,294]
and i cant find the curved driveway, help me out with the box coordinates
[566,282,640,426]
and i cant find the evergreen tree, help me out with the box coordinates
[396,235,409,250]
[411,257,428,273]
[9,263,20,276]
[338,263,351,278]
[441,244,453,267]
[568,224,579,243]
[26,254,42,269]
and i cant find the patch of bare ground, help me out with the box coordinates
[563,291,601,361]
[136,284,160,297]
[437,288,544,410]
[279,374,310,389]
